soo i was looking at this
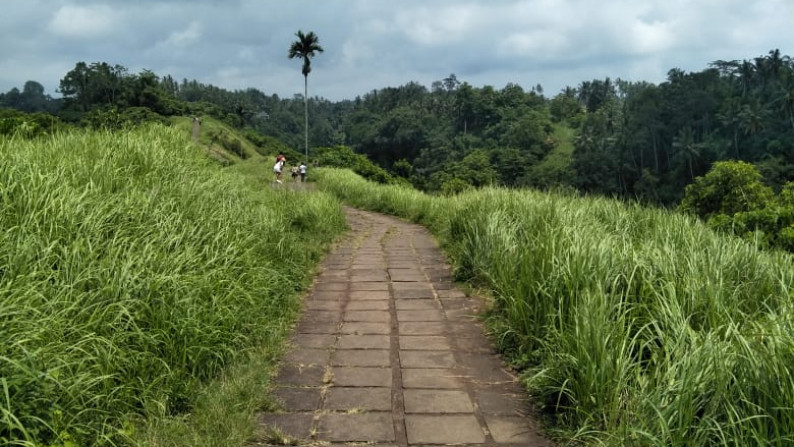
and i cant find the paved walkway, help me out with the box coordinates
[256,208,551,446]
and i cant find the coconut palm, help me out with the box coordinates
[288,30,324,161]
[672,126,700,181]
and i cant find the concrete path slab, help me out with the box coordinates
[399,335,450,351]
[332,366,392,387]
[338,334,390,349]
[401,368,464,389]
[256,207,552,446]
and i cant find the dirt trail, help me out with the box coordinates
[256,207,552,446]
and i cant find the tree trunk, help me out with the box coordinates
[788,108,794,132]
[651,130,659,173]
[734,129,739,158]
[304,75,309,161]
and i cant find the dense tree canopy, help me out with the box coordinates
[2,49,793,211]
[0,81,59,113]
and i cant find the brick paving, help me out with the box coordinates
[255,207,552,446]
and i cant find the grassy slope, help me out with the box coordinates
[0,125,346,447]
[541,123,575,172]
[527,122,576,186]
[170,116,258,163]
[170,116,305,174]
[314,167,794,446]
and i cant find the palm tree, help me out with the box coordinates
[672,126,700,181]
[717,98,742,157]
[739,100,766,137]
[776,73,794,131]
[288,30,324,161]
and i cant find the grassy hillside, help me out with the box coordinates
[170,116,259,163]
[526,122,576,187]
[314,168,794,446]
[0,125,346,446]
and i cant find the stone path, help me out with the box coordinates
[256,208,551,446]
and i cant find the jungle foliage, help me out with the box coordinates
[3,50,794,248]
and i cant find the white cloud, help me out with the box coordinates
[47,5,118,38]
[395,4,480,46]
[499,30,570,57]
[165,21,203,48]
[625,19,673,55]
[507,0,576,25]
[216,66,241,82]
[625,56,668,85]
[0,0,791,101]
[341,39,373,67]
[238,47,256,63]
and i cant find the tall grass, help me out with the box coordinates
[0,126,345,446]
[315,168,794,446]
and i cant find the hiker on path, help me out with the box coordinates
[273,155,286,183]
[299,162,307,182]
[291,165,299,182]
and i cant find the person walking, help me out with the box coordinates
[299,162,307,182]
[273,156,286,183]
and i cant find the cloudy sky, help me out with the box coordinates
[1,0,791,101]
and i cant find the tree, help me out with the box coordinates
[678,160,773,219]
[672,126,700,181]
[776,73,794,131]
[433,149,498,189]
[19,81,51,112]
[58,62,128,112]
[58,61,91,111]
[371,106,429,166]
[0,87,21,109]
[288,30,324,161]
[549,91,582,123]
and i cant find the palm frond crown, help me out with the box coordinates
[288,30,324,77]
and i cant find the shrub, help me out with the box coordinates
[314,145,398,184]
[441,177,472,196]
[0,108,65,137]
[684,164,794,252]
[679,160,774,218]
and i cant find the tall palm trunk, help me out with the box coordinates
[288,30,323,161]
[304,74,308,161]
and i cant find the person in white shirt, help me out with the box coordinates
[299,162,307,182]
[273,158,285,183]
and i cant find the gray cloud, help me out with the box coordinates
[0,0,791,100]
